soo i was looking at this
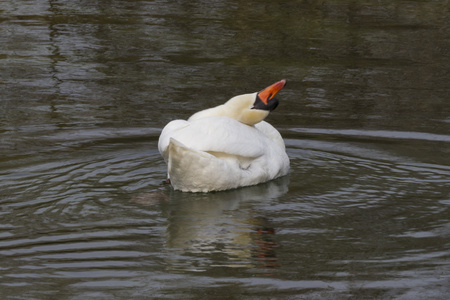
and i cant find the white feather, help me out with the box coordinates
[158,86,290,192]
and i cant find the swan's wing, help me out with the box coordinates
[254,121,286,150]
[158,117,267,159]
[158,119,190,163]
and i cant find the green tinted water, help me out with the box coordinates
[1,0,449,298]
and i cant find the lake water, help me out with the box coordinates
[1,0,449,299]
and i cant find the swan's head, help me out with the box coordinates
[224,79,286,126]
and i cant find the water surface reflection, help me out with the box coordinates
[159,177,289,273]
[1,0,449,298]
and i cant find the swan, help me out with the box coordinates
[158,79,290,192]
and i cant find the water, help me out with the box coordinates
[1,0,449,298]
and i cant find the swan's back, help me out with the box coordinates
[158,117,289,192]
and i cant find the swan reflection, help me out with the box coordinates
[161,176,289,272]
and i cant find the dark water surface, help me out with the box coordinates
[1,0,449,299]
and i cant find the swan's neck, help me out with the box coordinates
[188,93,269,126]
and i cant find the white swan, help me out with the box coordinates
[158,79,290,192]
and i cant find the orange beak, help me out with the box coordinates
[258,79,286,105]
